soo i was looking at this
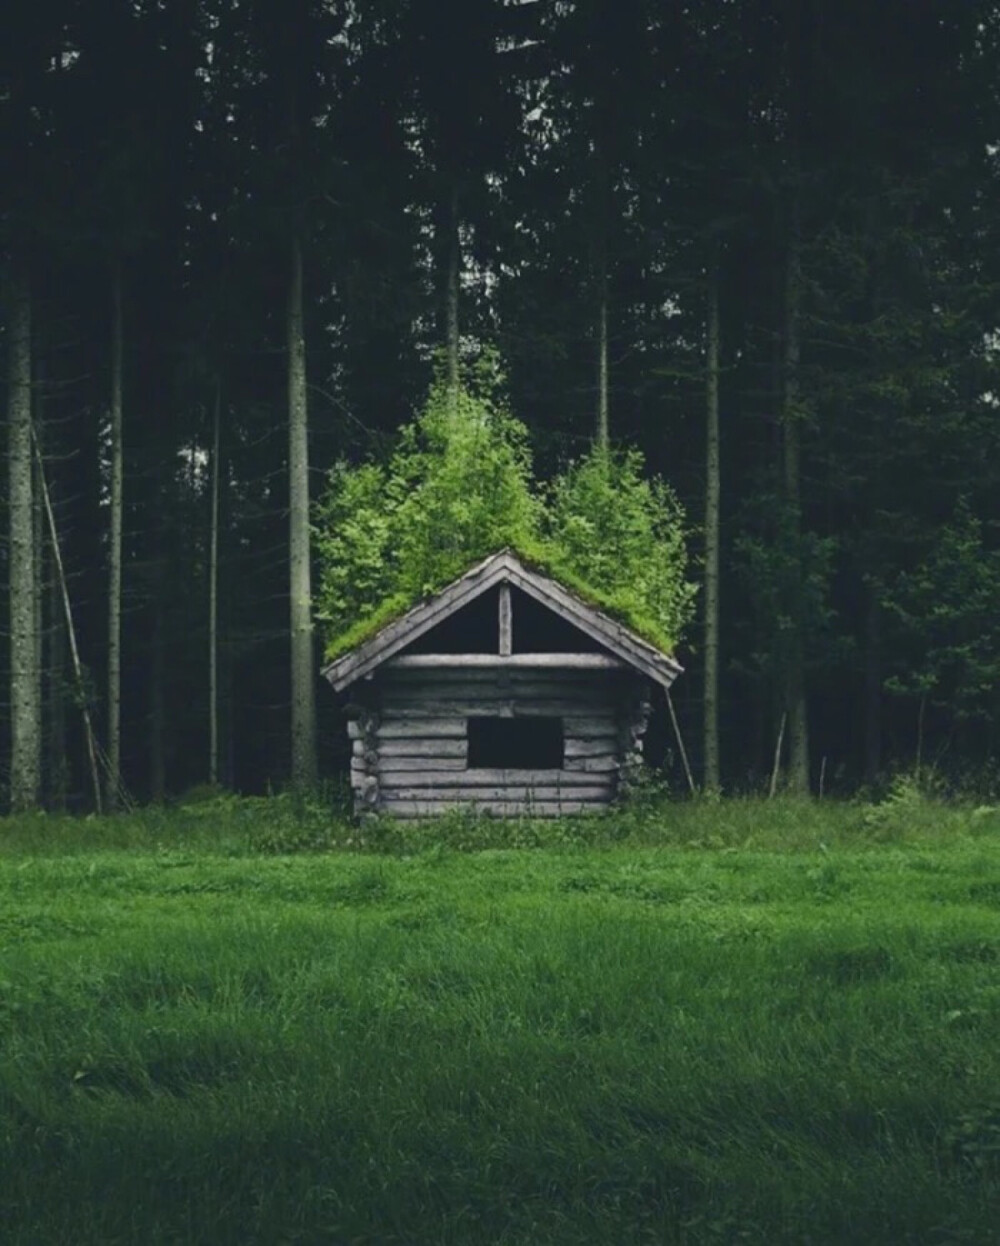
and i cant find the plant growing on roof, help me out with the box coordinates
[543,447,698,655]
[314,373,540,650]
[314,368,696,659]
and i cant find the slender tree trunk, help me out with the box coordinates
[34,335,52,804]
[7,261,41,811]
[703,255,721,791]
[149,590,166,802]
[445,180,461,406]
[33,425,45,792]
[149,482,166,801]
[864,580,881,784]
[288,232,317,792]
[595,267,609,451]
[208,376,221,787]
[107,261,124,810]
[782,203,810,795]
[593,139,610,451]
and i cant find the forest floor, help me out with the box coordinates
[2,795,1000,1244]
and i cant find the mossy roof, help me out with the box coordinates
[321,547,683,692]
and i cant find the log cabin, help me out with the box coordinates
[321,549,682,818]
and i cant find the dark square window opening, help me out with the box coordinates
[467,717,564,770]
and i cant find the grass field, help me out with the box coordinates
[2,794,1000,1244]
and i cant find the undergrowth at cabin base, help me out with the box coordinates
[1,797,999,1244]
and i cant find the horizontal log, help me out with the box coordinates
[374,757,469,773]
[382,675,619,697]
[562,715,619,736]
[564,736,618,757]
[380,800,607,818]
[376,718,468,738]
[379,700,611,719]
[381,681,606,704]
[379,784,613,802]
[386,653,627,670]
[379,767,612,788]
[564,755,619,772]
[378,738,469,758]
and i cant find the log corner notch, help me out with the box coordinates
[323,550,683,819]
[346,695,381,815]
[618,679,654,796]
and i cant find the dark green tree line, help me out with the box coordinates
[2,0,998,809]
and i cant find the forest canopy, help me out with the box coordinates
[2,0,999,807]
[314,372,696,661]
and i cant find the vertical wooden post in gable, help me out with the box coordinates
[498,583,512,657]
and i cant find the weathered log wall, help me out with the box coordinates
[347,665,653,818]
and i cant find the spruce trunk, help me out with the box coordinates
[107,262,124,809]
[288,233,317,792]
[782,207,810,795]
[7,261,41,811]
[208,376,221,787]
[703,256,721,790]
[445,181,460,406]
[593,141,609,451]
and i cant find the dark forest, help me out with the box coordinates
[3,0,1000,811]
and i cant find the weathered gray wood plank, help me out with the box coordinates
[385,652,626,670]
[499,583,512,657]
[564,755,619,772]
[379,767,612,788]
[380,700,611,719]
[380,799,607,818]
[380,678,607,701]
[377,738,469,757]
[563,715,619,737]
[564,736,618,756]
[375,757,469,773]
[376,718,468,738]
[379,784,613,801]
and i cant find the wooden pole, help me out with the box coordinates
[768,711,787,800]
[666,689,696,796]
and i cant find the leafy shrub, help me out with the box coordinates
[543,447,696,653]
[315,368,695,659]
[315,377,540,652]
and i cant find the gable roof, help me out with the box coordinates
[321,549,683,692]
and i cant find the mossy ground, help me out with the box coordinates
[2,795,999,1244]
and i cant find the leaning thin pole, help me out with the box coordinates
[769,711,787,800]
[666,689,696,795]
[31,428,103,813]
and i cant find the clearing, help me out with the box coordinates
[2,800,999,1244]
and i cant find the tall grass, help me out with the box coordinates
[1,795,999,1243]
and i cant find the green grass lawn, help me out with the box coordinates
[2,797,1000,1244]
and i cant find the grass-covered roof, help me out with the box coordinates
[314,379,696,668]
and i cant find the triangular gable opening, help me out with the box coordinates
[402,586,500,654]
[397,580,610,657]
[508,585,605,653]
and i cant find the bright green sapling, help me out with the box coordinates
[315,372,695,660]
